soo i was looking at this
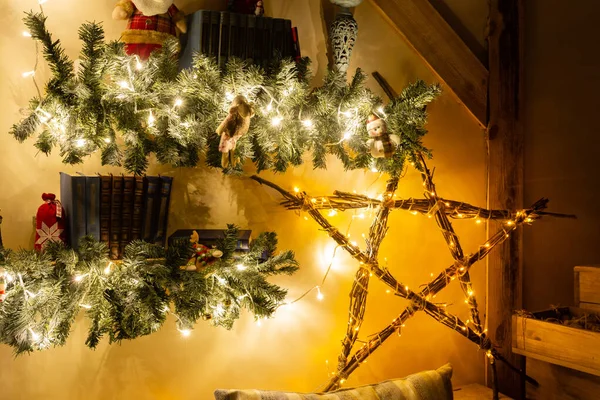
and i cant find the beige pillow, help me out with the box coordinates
[214,363,453,400]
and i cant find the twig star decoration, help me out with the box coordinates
[251,153,574,391]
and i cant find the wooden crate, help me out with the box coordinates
[574,265,600,313]
[513,307,600,377]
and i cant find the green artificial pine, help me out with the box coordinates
[0,227,298,354]
[12,12,440,178]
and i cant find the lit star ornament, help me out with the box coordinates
[251,152,572,391]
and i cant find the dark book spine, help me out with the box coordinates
[109,175,124,260]
[273,19,285,58]
[179,10,205,69]
[154,176,174,247]
[100,175,112,245]
[141,176,161,243]
[210,11,221,59]
[202,10,211,55]
[255,16,264,65]
[284,20,292,58]
[292,27,301,62]
[263,17,273,61]
[228,12,239,60]
[60,173,87,250]
[247,14,256,62]
[120,176,135,254]
[131,176,145,241]
[219,12,230,68]
[238,14,248,60]
[85,176,101,241]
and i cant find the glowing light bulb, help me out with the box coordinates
[340,379,346,384]
[476,219,482,224]
[328,209,337,217]
[147,111,155,127]
[103,137,111,144]
[136,60,143,70]
[178,328,191,337]
[75,138,86,148]
[371,167,378,173]
[225,92,235,101]
[22,31,32,37]
[5,273,14,283]
[271,116,283,126]
[174,98,183,107]
[302,119,313,128]
[294,187,300,193]
[256,319,262,327]
[266,102,273,112]
[341,111,352,118]
[236,264,247,271]
[79,303,92,309]
[118,80,130,89]
[74,274,85,283]
[377,106,385,114]
[343,131,352,140]
[316,288,324,301]
[484,243,490,248]
[22,70,35,78]
[216,276,227,285]
[506,220,514,226]
[29,329,40,342]
[468,290,474,297]
[104,262,113,275]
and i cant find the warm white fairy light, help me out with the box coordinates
[25,290,37,298]
[293,187,300,193]
[236,264,247,271]
[377,106,385,115]
[104,262,114,275]
[75,138,86,148]
[225,92,235,101]
[216,276,227,285]
[316,287,324,301]
[22,31,32,37]
[343,131,352,140]
[256,318,263,326]
[22,70,35,78]
[79,304,92,309]
[328,209,337,217]
[38,0,48,4]
[73,274,87,283]
[118,80,130,89]
[178,328,191,337]
[147,110,155,127]
[271,116,283,126]
[103,137,111,144]
[302,119,313,128]
[174,98,183,107]
[341,111,352,118]
[135,60,143,70]
[29,328,41,342]
[371,167,378,173]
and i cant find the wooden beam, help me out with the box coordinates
[486,0,524,399]
[367,0,488,128]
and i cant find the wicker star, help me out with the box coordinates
[251,154,571,392]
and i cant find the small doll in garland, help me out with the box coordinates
[366,113,400,158]
[112,0,187,60]
[0,268,6,302]
[183,231,224,271]
[217,95,255,169]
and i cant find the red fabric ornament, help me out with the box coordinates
[35,193,66,251]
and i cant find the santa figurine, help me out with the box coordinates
[112,0,187,60]
[366,114,400,158]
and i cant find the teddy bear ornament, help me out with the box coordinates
[217,95,255,169]
[112,0,187,60]
[366,114,400,158]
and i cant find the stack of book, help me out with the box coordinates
[60,173,174,259]
[179,10,301,69]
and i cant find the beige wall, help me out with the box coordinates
[0,1,487,398]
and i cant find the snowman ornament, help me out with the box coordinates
[113,0,187,60]
[366,114,400,158]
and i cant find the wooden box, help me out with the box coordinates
[512,265,600,377]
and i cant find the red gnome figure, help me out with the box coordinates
[112,0,187,60]
[183,231,224,271]
[35,193,66,251]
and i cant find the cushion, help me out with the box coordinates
[214,363,453,400]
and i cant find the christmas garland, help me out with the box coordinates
[11,12,440,177]
[0,226,298,354]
